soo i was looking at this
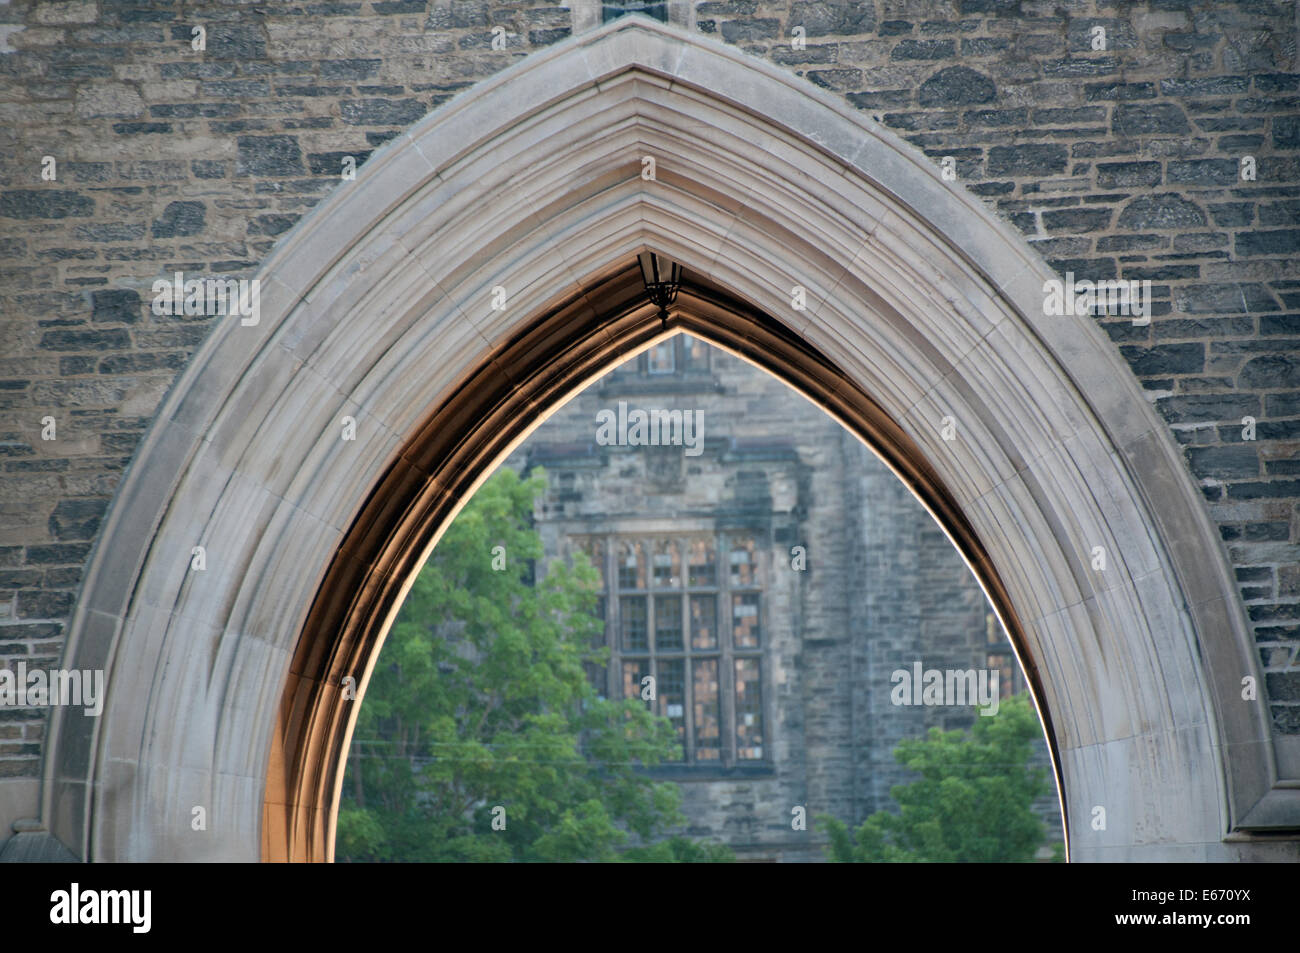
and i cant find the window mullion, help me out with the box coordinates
[605,535,616,698]
[720,531,736,766]
[680,543,695,764]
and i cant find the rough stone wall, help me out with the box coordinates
[0,0,1294,831]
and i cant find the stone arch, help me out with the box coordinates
[38,17,1289,862]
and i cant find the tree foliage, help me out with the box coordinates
[819,693,1058,862]
[336,466,731,862]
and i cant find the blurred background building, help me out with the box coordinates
[503,333,1061,861]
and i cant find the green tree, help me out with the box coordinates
[336,466,731,862]
[819,693,1058,862]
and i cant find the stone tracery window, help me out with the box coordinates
[576,531,766,766]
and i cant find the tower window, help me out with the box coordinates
[602,1,669,24]
[576,531,767,767]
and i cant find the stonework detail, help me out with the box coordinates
[0,5,1292,859]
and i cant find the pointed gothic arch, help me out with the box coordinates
[39,18,1292,862]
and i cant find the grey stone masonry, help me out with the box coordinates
[0,0,1296,786]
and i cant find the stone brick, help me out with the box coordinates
[1041,208,1112,232]
[24,544,91,565]
[1236,230,1300,257]
[1085,81,1156,101]
[1280,566,1300,597]
[964,108,1027,127]
[1043,56,1119,77]
[1187,445,1260,478]
[33,1,98,24]
[1236,567,1273,583]
[790,0,875,36]
[276,84,348,98]
[47,500,109,541]
[1128,264,1199,282]
[112,122,172,135]
[891,39,954,60]
[883,112,958,131]
[1116,193,1206,230]
[1208,202,1254,227]
[236,135,304,177]
[917,66,995,107]
[1259,156,1300,183]
[1230,480,1300,501]
[75,83,146,119]
[1097,233,1167,252]
[1175,283,1280,314]
[1066,18,1138,52]
[1121,343,1204,377]
[1273,116,1300,150]
[204,23,268,60]
[151,201,206,239]
[1218,134,1266,152]
[719,18,780,43]
[1262,316,1300,335]
[1096,161,1162,188]
[340,98,427,126]
[1240,355,1300,389]
[1265,391,1300,416]
[1166,158,1240,185]
[770,45,838,66]
[960,37,1009,56]
[1156,393,1260,424]
[1160,76,1251,97]
[15,590,75,620]
[1256,74,1300,93]
[75,223,147,242]
[192,160,227,179]
[320,59,383,79]
[306,151,372,176]
[807,69,862,91]
[248,214,298,237]
[90,289,142,325]
[1112,103,1190,136]
[1258,201,1300,227]
[0,190,94,219]
[38,328,131,351]
[1172,231,1229,253]
[986,144,1068,177]
[1267,673,1300,702]
[1033,106,1106,125]
[0,570,42,588]
[97,353,187,374]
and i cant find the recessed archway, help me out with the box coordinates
[40,17,1290,862]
